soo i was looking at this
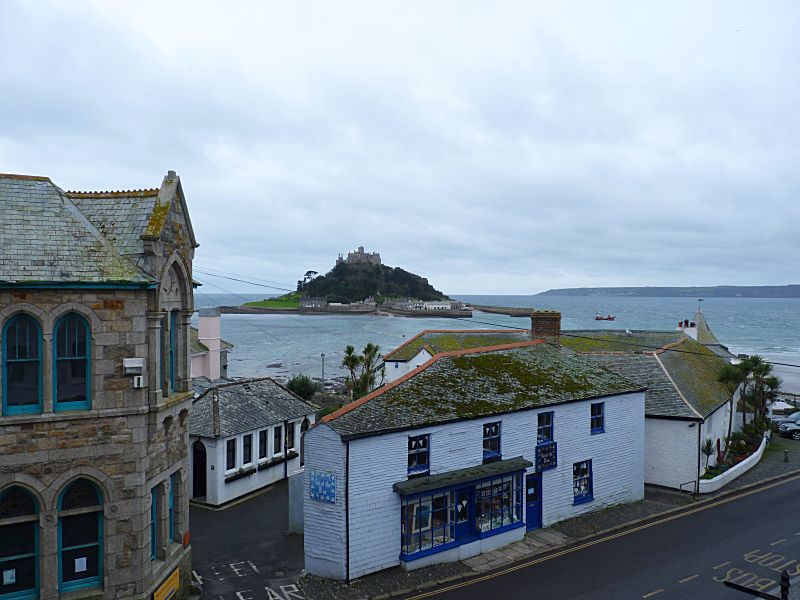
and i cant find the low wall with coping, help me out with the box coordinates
[699,434,769,494]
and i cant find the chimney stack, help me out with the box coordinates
[531,310,561,343]
[198,307,222,381]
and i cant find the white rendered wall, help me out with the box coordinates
[191,416,313,506]
[342,391,645,579]
[384,349,433,384]
[304,423,348,580]
[701,402,732,469]
[644,419,698,490]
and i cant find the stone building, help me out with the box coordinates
[0,171,197,600]
[335,246,381,266]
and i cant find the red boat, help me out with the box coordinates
[595,313,616,321]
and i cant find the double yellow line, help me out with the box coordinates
[406,474,800,599]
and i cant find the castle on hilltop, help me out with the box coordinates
[336,245,381,266]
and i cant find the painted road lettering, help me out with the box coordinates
[712,568,775,591]
[234,586,306,600]
[743,549,800,574]
[203,561,262,581]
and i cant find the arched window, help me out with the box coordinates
[0,486,38,600]
[2,315,42,415]
[53,314,90,411]
[58,480,103,592]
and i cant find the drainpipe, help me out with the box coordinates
[345,440,350,584]
[695,420,703,499]
[283,419,289,481]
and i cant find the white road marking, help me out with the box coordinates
[678,574,699,583]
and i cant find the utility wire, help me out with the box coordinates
[189,269,800,371]
[195,265,294,290]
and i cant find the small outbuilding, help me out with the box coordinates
[189,378,317,506]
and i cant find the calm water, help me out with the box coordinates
[193,294,800,392]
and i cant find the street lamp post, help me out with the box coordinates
[321,353,325,382]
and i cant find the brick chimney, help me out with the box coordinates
[531,310,561,343]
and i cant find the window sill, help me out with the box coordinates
[59,580,103,599]
[573,496,594,506]
[256,451,299,472]
[224,465,257,483]
[590,428,605,435]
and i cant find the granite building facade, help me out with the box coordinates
[0,171,197,600]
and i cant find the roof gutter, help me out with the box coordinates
[0,281,157,290]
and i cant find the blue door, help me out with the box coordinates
[453,487,474,540]
[525,473,542,531]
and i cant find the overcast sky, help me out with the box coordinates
[1,1,798,295]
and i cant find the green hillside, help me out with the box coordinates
[300,262,447,303]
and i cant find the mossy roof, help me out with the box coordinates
[564,330,731,419]
[384,329,531,361]
[326,342,644,439]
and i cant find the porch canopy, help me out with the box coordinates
[393,456,532,496]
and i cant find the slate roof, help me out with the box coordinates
[68,190,159,259]
[0,174,153,285]
[324,341,644,440]
[384,329,531,361]
[562,330,731,420]
[190,377,318,438]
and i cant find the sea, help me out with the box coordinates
[193,293,800,393]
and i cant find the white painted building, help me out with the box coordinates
[189,378,316,506]
[304,313,646,580]
[382,310,735,492]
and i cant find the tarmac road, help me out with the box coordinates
[403,474,800,600]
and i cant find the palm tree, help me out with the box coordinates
[342,343,385,401]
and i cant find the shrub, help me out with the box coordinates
[286,374,319,401]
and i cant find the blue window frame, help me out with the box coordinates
[169,310,177,393]
[150,487,158,560]
[400,472,524,560]
[482,422,501,463]
[58,480,102,592]
[0,487,39,600]
[591,402,605,434]
[573,460,593,505]
[537,412,554,444]
[53,314,90,411]
[407,434,430,476]
[2,315,42,416]
[168,474,177,543]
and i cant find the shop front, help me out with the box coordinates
[393,457,532,569]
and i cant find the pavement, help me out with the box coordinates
[298,435,800,600]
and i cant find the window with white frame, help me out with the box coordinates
[258,429,268,460]
[590,402,605,434]
[407,434,430,475]
[226,439,236,470]
[286,422,296,451]
[482,422,501,463]
[273,425,283,456]
[573,460,593,504]
[243,434,253,464]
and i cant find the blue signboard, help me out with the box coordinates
[310,470,336,504]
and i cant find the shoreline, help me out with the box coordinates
[219,305,473,318]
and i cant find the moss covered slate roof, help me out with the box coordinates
[0,175,153,285]
[325,342,644,439]
[564,330,730,419]
[384,329,531,361]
